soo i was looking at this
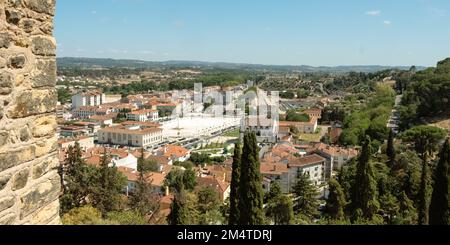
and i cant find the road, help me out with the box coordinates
[387,95,403,134]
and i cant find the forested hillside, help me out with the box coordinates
[399,58,450,130]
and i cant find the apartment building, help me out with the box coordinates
[72,91,106,109]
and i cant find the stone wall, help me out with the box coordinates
[0,0,60,224]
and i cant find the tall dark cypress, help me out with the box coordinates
[326,179,346,220]
[228,141,242,225]
[351,136,379,220]
[418,161,430,225]
[386,129,396,166]
[429,139,450,225]
[167,188,188,225]
[238,132,264,225]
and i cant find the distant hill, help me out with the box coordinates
[57,57,426,73]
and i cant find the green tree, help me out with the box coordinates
[401,126,447,162]
[265,182,294,225]
[62,206,116,225]
[292,172,319,220]
[326,179,346,220]
[429,139,450,225]
[91,148,127,215]
[379,193,400,224]
[229,141,241,225]
[59,143,98,214]
[167,188,199,225]
[197,187,223,225]
[394,192,418,225]
[350,136,379,220]
[265,181,282,203]
[266,195,294,225]
[163,168,197,192]
[182,168,197,191]
[238,132,264,225]
[57,87,72,104]
[386,129,396,166]
[418,160,431,225]
[130,160,160,218]
[106,211,148,225]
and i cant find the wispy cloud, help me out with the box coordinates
[366,10,381,16]
[383,20,392,25]
[91,10,97,15]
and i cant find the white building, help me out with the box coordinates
[113,154,138,171]
[97,124,163,148]
[58,136,95,150]
[287,154,326,191]
[126,109,159,122]
[72,106,98,119]
[72,91,106,109]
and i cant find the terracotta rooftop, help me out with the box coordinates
[260,162,289,175]
[196,176,230,195]
[289,154,326,167]
[159,145,190,159]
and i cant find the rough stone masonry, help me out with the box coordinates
[0,0,60,224]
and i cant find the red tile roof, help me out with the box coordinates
[289,154,325,167]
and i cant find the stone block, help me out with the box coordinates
[20,174,60,219]
[7,90,56,118]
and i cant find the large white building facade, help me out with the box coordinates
[97,124,163,148]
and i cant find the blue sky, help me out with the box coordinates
[55,0,450,67]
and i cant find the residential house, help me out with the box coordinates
[313,143,358,179]
[156,145,191,163]
[196,176,231,203]
[279,116,318,134]
[126,109,159,122]
[287,154,326,190]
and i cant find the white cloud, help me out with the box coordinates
[383,20,392,25]
[366,10,381,16]
[91,10,97,15]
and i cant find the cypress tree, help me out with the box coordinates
[351,136,379,220]
[167,188,189,225]
[167,187,198,225]
[326,179,346,220]
[92,148,127,215]
[238,132,264,225]
[429,139,450,225]
[131,149,160,218]
[418,160,430,225]
[228,141,241,225]
[386,129,396,166]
